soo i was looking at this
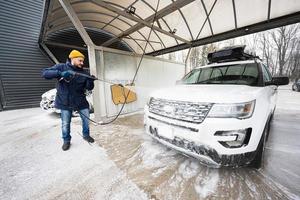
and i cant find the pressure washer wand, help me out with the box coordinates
[72,71,98,80]
[74,72,124,86]
[59,70,123,86]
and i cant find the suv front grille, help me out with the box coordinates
[149,98,213,124]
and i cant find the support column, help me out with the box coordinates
[40,43,59,64]
[88,46,104,121]
[58,0,103,120]
[97,49,108,118]
[58,0,93,46]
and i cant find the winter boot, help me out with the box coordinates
[62,141,71,151]
[83,136,95,143]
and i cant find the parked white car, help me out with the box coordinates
[40,88,93,116]
[144,46,289,168]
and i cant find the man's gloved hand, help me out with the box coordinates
[60,70,74,78]
[89,75,97,81]
[85,75,95,90]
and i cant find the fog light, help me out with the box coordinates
[149,126,154,134]
[215,128,251,148]
[149,126,158,136]
[154,128,158,136]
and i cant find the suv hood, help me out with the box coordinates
[150,84,263,103]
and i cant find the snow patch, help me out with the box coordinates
[178,159,199,179]
[194,169,219,198]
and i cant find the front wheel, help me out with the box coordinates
[249,121,269,169]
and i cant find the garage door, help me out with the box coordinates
[0,1,55,110]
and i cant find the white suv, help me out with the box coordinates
[144,46,289,168]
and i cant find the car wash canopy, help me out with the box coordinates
[41,0,300,55]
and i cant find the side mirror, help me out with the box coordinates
[266,76,289,86]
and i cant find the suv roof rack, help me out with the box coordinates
[207,45,260,64]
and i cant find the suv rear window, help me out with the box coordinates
[181,63,259,86]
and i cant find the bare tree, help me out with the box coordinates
[271,24,300,76]
[288,41,300,80]
[224,38,236,47]
[245,33,260,55]
[168,52,176,61]
[237,23,300,77]
[200,44,218,65]
[170,23,300,78]
[188,44,218,70]
[189,47,201,69]
[259,32,277,75]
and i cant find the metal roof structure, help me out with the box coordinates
[40,0,300,56]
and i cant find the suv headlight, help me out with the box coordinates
[207,100,255,119]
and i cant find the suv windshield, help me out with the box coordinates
[181,63,259,86]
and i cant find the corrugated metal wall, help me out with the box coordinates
[0,1,55,110]
[45,27,132,66]
[46,27,132,52]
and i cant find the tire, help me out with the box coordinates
[271,106,276,120]
[265,116,272,141]
[249,121,269,169]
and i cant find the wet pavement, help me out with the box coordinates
[91,85,300,200]
[0,110,148,200]
[0,85,299,199]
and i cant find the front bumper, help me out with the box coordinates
[144,108,258,167]
[146,126,256,167]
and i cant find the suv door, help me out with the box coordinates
[261,64,277,113]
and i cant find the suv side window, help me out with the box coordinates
[261,64,272,83]
[182,69,201,84]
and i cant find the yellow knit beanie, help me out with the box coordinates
[69,50,85,59]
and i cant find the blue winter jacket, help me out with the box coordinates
[42,61,94,111]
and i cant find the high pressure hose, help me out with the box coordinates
[96,0,160,125]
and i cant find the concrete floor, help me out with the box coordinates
[0,85,299,200]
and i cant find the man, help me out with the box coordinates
[42,50,95,151]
